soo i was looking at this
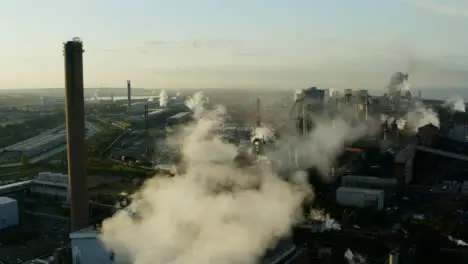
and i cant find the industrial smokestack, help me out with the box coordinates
[127,80,132,109]
[256,97,261,127]
[144,104,149,155]
[63,38,89,231]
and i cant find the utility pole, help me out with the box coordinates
[144,104,149,155]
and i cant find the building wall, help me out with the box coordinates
[0,197,19,230]
[71,236,114,264]
[336,187,384,210]
[30,183,69,202]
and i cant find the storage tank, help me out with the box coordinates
[0,197,19,230]
[336,187,384,210]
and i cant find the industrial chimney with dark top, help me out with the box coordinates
[63,38,89,232]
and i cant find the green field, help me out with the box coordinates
[115,120,132,128]
[0,119,25,127]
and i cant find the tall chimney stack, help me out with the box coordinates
[63,38,89,231]
[127,80,132,109]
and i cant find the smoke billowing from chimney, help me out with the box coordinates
[99,97,374,264]
[380,72,439,132]
[251,126,275,143]
[100,105,311,264]
[185,91,206,119]
[387,72,410,95]
[405,102,440,132]
[159,90,169,108]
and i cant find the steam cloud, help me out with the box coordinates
[100,96,375,264]
[344,248,366,264]
[100,105,311,264]
[387,72,410,95]
[380,104,439,133]
[251,126,275,142]
[405,102,440,132]
[159,90,169,107]
[381,72,440,132]
[444,96,466,113]
[185,91,206,119]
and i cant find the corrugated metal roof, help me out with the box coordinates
[0,180,32,192]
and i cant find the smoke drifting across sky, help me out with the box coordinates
[99,90,380,264]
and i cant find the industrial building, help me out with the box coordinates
[0,197,19,230]
[336,187,385,211]
[31,172,70,202]
[166,111,191,126]
[341,175,397,192]
[40,97,65,106]
[0,172,70,202]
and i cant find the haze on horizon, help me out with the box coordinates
[2,0,468,91]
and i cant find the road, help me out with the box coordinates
[5,125,65,151]
[0,122,99,167]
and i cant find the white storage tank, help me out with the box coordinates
[336,187,384,211]
[0,197,19,230]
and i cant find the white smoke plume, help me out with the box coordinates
[404,102,440,132]
[309,209,341,231]
[185,91,206,119]
[159,90,169,107]
[273,117,374,175]
[100,105,312,264]
[396,119,406,131]
[387,72,410,95]
[344,249,367,264]
[444,95,466,112]
[379,114,407,131]
[100,99,376,264]
[251,126,275,142]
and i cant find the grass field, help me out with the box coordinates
[0,119,26,127]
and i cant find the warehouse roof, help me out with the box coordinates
[0,196,16,204]
[337,187,384,195]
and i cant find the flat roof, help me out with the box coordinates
[342,175,397,184]
[337,187,385,195]
[0,180,32,192]
[169,112,190,119]
[70,226,100,239]
[0,196,16,204]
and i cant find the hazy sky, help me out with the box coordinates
[2,0,468,90]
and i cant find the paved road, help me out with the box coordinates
[5,125,65,151]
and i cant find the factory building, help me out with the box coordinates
[0,172,70,202]
[40,97,65,106]
[70,226,114,264]
[0,197,19,230]
[31,172,70,202]
[166,112,192,126]
[336,187,385,211]
[341,175,397,193]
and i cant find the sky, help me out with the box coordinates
[1,0,468,90]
